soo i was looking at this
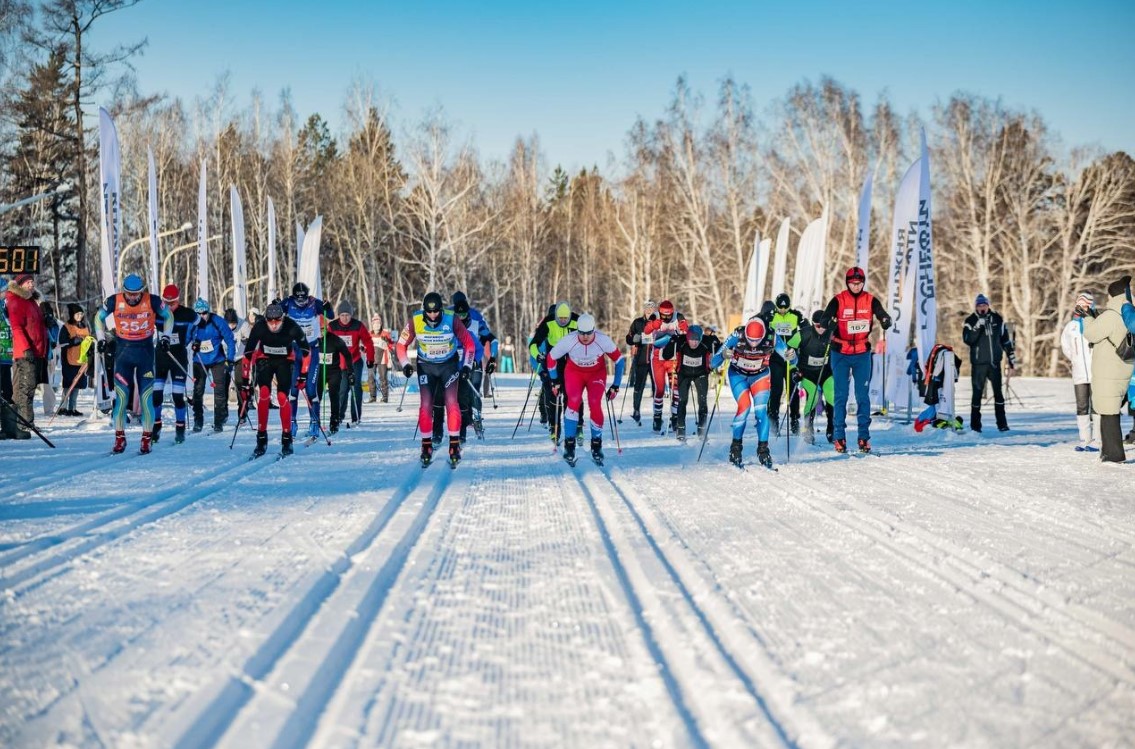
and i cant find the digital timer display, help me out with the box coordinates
[0,246,41,275]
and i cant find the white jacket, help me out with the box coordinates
[1060,318,1093,384]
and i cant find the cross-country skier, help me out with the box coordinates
[624,299,658,425]
[791,310,835,444]
[529,302,578,440]
[819,266,892,454]
[395,292,476,467]
[435,291,496,443]
[544,313,624,465]
[642,300,688,432]
[94,273,174,454]
[664,324,713,440]
[328,300,374,427]
[241,302,310,457]
[151,284,195,443]
[710,318,787,469]
[188,298,236,433]
[278,282,332,436]
[766,293,804,435]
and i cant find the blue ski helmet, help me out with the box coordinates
[123,274,145,293]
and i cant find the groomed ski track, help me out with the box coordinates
[1,376,1133,747]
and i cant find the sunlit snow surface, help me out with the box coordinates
[1,376,1132,748]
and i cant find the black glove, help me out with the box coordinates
[535,353,546,368]
[366,359,375,369]
[225,361,234,377]
[791,369,803,386]
[158,336,171,352]
[486,357,497,375]
[322,300,333,316]
[191,341,201,353]
[402,363,413,379]
[460,364,472,380]
[880,317,892,331]
[347,371,356,387]
[539,369,551,387]
[97,338,114,354]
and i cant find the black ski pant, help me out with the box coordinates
[970,362,1007,431]
[675,374,708,433]
[540,368,567,435]
[630,361,651,416]
[767,355,800,423]
[193,360,230,428]
[154,349,189,425]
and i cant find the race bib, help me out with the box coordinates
[640,333,654,345]
[297,318,317,339]
[846,319,870,334]
[320,352,335,364]
[263,345,288,356]
[168,333,180,344]
[682,354,703,368]
[808,355,827,367]
[198,339,215,354]
[337,334,352,347]
[424,342,451,358]
[774,323,793,336]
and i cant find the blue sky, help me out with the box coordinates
[95,0,1134,172]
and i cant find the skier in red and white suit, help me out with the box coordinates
[544,313,626,464]
[641,299,687,432]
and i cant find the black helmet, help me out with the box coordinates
[423,291,444,314]
[292,282,310,300]
[265,302,285,321]
[452,291,470,315]
[775,293,791,310]
[223,308,239,325]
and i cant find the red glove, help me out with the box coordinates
[551,383,561,398]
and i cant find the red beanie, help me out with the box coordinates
[162,283,180,302]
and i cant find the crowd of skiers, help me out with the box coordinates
[3,268,1134,466]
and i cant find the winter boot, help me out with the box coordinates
[112,430,127,454]
[591,437,604,464]
[652,413,663,433]
[212,422,224,434]
[253,430,268,457]
[420,438,433,466]
[192,417,204,433]
[858,438,871,454]
[175,422,186,444]
[729,438,744,467]
[563,436,577,465]
[140,431,153,455]
[833,438,847,454]
[970,408,982,433]
[790,416,800,435]
[676,425,686,441]
[281,431,294,456]
[994,403,1009,432]
[449,435,462,465]
[152,420,163,443]
[329,420,339,435]
[1125,429,1135,446]
[757,441,773,469]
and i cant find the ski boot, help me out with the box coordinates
[112,430,127,454]
[563,436,577,466]
[448,436,462,467]
[857,438,871,454]
[669,415,677,433]
[803,415,815,445]
[631,410,641,426]
[281,431,294,456]
[175,422,186,444]
[676,426,686,442]
[771,415,781,437]
[729,438,744,467]
[652,413,663,433]
[212,423,224,434]
[591,437,604,465]
[420,438,433,467]
[825,407,834,443]
[329,420,339,435]
[253,431,268,458]
[152,420,163,444]
[192,418,204,433]
[473,416,485,440]
[140,431,153,455]
[790,416,800,435]
[834,438,847,454]
[756,441,773,470]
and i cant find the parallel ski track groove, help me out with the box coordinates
[775,478,1135,685]
[0,451,288,594]
[586,463,811,749]
[170,465,446,749]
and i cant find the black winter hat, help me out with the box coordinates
[1107,274,1131,298]
[67,302,84,320]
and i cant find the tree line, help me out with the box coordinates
[2,2,1133,376]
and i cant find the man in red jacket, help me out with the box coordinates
[328,300,375,426]
[5,274,47,438]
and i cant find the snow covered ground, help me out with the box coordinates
[1,375,1133,748]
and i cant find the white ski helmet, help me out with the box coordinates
[576,313,596,334]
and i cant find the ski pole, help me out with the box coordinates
[229,360,258,449]
[552,389,564,453]
[46,361,90,428]
[512,370,537,439]
[301,388,332,445]
[785,356,792,465]
[395,373,411,412]
[697,371,724,463]
[0,395,56,448]
[618,358,632,422]
[606,397,622,455]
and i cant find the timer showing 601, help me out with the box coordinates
[0,246,41,275]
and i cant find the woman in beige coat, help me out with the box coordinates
[1083,274,1135,463]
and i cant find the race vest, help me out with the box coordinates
[833,290,875,355]
[413,309,459,364]
[114,293,157,342]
